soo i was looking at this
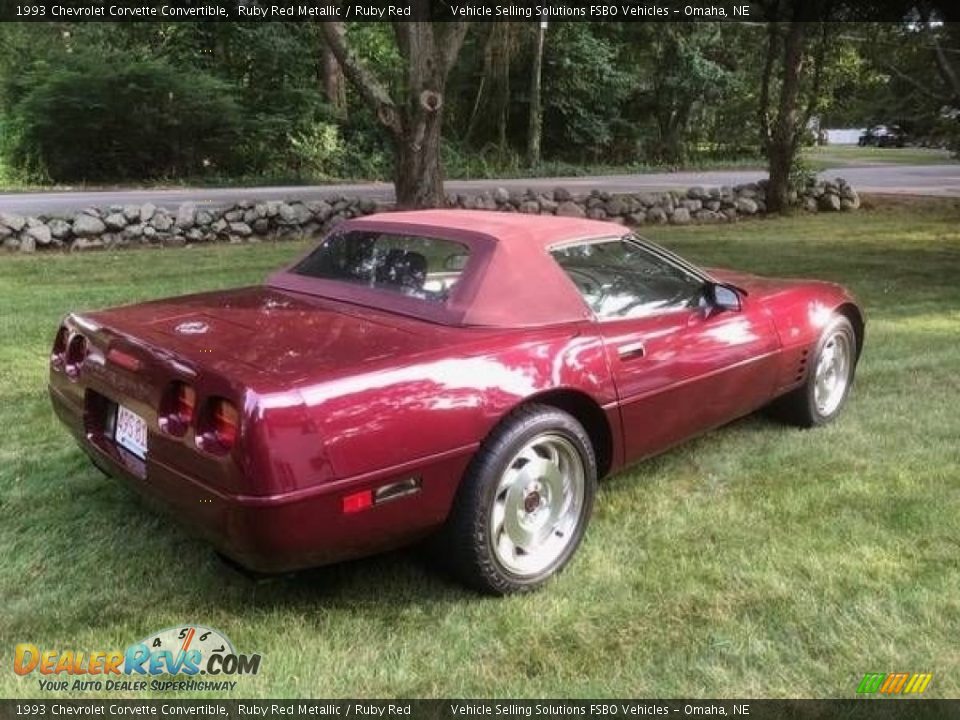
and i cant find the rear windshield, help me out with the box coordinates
[292,231,470,303]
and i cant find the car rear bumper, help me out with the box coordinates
[50,384,473,573]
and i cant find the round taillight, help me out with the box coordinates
[51,326,69,369]
[160,382,196,436]
[65,334,88,377]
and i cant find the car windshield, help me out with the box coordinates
[291,231,470,303]
[551,236,706,318]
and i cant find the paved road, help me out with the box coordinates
[2,164,959,215]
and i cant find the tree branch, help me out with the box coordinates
[318,22,402,137]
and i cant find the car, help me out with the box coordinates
[48,210,864,594]
[858,125,907,148]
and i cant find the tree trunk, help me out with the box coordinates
[319,19,468,210]
[321,21,347,116]
[766,19,806,213]
[394,116,444,208]
[527,19,545,167]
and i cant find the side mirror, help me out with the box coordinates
[703,283,742,315]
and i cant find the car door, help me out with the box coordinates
[551,236,780,465]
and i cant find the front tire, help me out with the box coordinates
[774,315,858,427]
[441,404,597,595]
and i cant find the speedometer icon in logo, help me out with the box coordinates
[139,625,234,659]
[127,624,261,677]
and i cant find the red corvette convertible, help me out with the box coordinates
[49,210,863,594]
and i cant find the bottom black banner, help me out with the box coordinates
[0,700,958,720]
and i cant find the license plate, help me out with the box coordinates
[114,404,148,459]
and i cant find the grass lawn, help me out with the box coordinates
[1,198,958,699]
[803,145,957,169]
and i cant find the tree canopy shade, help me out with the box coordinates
[0,17,956,203]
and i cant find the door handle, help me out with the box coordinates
[617,341,646,360]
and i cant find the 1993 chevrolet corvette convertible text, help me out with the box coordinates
[49,210,864,594]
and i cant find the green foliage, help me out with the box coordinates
[3,52,243,182]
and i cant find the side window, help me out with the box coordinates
[292,231,470,303]
[551,236,705,319]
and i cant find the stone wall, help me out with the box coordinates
[0,178,860,253]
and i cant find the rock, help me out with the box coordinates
[163,235,187,248]
[307,200,333,219]
[196,210,214,226]
[722,207,739,222]
[238,200,253,210]
[3,237,20,251]
[681,199,702,212]
[48,219,71,239]
[803,197,818,212]
[229,222,252,237]
[646,207,668,224]
[102,233,125,248]
[254,203,269,219]
[694,209,721,223]
[553,187,573,202]
[586,207,607,220]
[0,212,27,233]
[705,200,721,212]
[556,201,586,218]
[539,198,558,214]
[288,202,312,225]
[224,209,244,223]
[276,203,296,224]
[24,223,52,246]
[176,202,197,229]
[72,214,106,236]
[19,235,36,253]
[71,237,105,251]
[265,201,281,217]
[636,193,659,207]
[123,224,144,238]
[0,225,11,239]
[123,205,140,222]
[185,228,204,243]
[151,212,173,232]
[493,187,510,205]
[212,219,228,234]
[687,186,707,200]
[104,213,127,231]
[80,207,102,218]
[841,190,860,209]
[737,185,758,199]
[519,200,540,214]
[140,203,156,222]
[142,225,157,239]
[670,207,692,225]
[735,198,759,215]
[626,212,646,225]
[605,197,627,217]
[818,193,842,212]
[243,209,258,224]
[252,218,270,234]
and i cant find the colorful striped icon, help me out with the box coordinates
[857,672,933,695]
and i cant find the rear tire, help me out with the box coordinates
[772,315,858,427]
[439,404,597,595]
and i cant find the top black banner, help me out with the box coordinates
[0,0,936,23]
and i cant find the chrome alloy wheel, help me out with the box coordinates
[489,433,585,577]
[814,329,852,416]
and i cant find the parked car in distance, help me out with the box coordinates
[49,211,864,594]
[858,125,907,147]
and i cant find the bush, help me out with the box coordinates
[3,53,243,182]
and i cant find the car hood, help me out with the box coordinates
[87,286,452,385]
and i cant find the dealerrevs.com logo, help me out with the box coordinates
[14,625,262,693]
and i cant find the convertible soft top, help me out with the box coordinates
[268,210,624,327]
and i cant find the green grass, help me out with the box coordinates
[1,198,959,699]
[803,145,957,169]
